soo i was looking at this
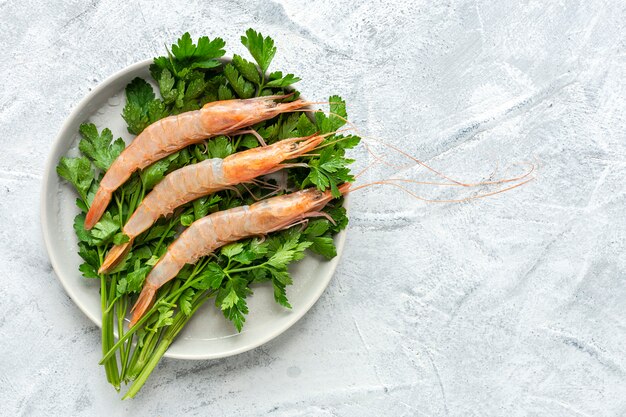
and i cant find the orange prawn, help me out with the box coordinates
[128,160,535,326]
[129,185,349,326]
[84,95,309,230]
[99,133,329,274]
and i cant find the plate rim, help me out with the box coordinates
[40,58,348,360]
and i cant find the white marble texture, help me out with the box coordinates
[1,0,625,415]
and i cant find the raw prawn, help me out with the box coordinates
[84,95,309,230]
[128,164,536,326]
[99,133,328,273]
[128,184,349,326]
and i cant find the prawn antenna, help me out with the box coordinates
[282,102,537,202]
[347,174,535,203]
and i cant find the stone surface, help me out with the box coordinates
[1,0,625,415]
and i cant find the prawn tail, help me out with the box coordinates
[129,284,157,328]
[98,240,133,274]
[85,187,112,230]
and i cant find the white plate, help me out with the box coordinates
[41,59,347,359]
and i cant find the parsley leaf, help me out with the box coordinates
[57,156,93,202]
[326,202,349,233]
[308,236,337,259]
[79,262,99,279]
[127,264,151,294]
[73,213,95,245]
[192,263,225,290]
[133,246,153,260]
[113,232,130,245]
[122,77,167,135]
[239,134,260,149]
[202,75,227,103]
[231,248,256,265]
[171,33,225,65]
[304,147,355,197]
[295,113,317,137]
[140,155,176,190]
[222,299,248,333]
[116,261,151,295]
[193,194,222,221]
[221,242,244,258]
[170,32,197,60]
[266,71,300,88]
[249,238,269,258]
[304,219,330,237]
[78,124,126,171]
[91,212,121,244]
[180,213,195,227]
[138,223,176,244]
[240,28,276,74]
[303,216,340,259]
[216,276,251,332]
[315,95,348,133]
[184,73,206,101]
[278,113,301,138]
[232,54,261,85]
[206,136,234,159]
[271,270,292,309]
[192,36,226,64]
[78,242,99,267]
[158,69,177,104]
[153,306,174,330]
[266,233,311,268]
[223,64,254,99]
[125,77,155,110]
[217,84,234,100]
[179,288,195,316]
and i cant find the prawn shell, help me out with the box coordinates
[122,159,226,238]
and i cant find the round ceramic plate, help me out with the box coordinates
[41,59,347,359]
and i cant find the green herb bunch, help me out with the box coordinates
[56,29,359,398]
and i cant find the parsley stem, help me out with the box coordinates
[108,275,121,389]
[227,264,269,274]
[123,292,209,399]
[100,260,211,365]
[126,341,141,380]
[103,295,120,314]
[115,191,124,227]
[100,271,193,364]
[98,247,120,389]
[124,334,168,399]
[114,297,125,371]
[127,180,144,219]
[101,270,120,390]
[99,304,156,364]
[258,71,266,96]
[117,297,131,380]
[130,329,160,377]
[121,341,134,382]
[154,218,178,255]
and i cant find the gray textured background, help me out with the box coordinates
[1,0,625,416]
